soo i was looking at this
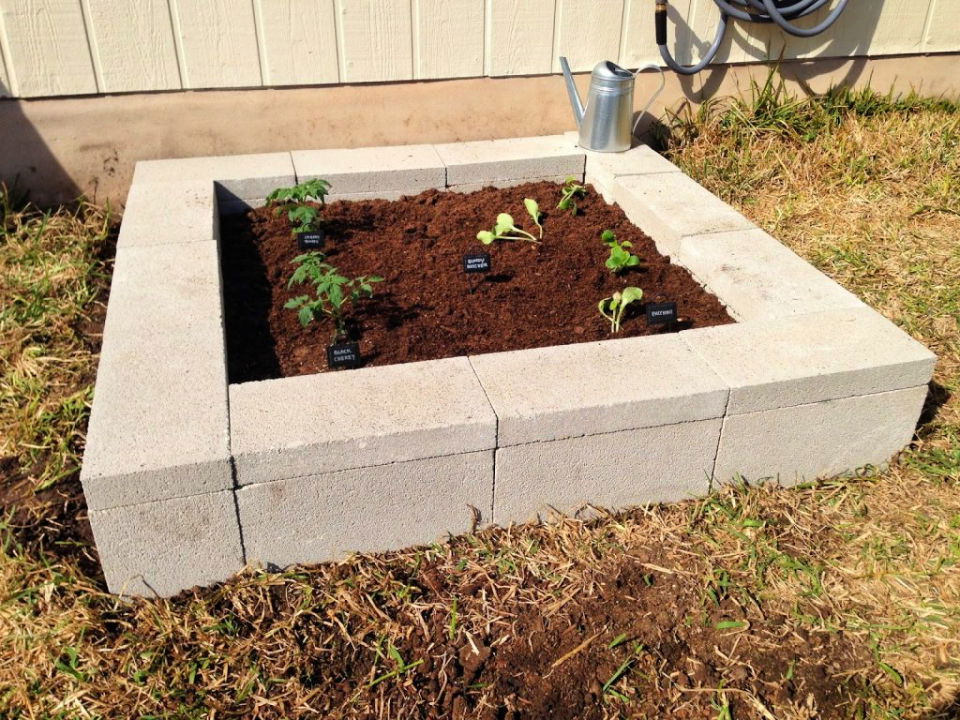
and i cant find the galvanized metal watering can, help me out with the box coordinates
[560,57,664,153]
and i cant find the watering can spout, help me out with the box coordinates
[559,56,584,128]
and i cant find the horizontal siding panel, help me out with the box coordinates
[415,0,483,79]
[171,0,261,88]
[84,0,180,93]
[621,0,681,69]
[0,0,97,97]
[336,0,413,82]
[787,0,927,59]
[553,0,622,73]
[255,0,339,86]
[486,0,555,76]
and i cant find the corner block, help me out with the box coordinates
[80,242,232,510]
[682,307,936,415]
[118,179,218,248]
[714,386,928,484]
[613,172,755,257]
[89,489,244,597]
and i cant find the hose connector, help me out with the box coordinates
[655,0,668,46]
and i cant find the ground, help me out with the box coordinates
[1,79,958,719]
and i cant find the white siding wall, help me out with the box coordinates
[0,0,953,98]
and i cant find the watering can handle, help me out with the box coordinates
[630,63,666,136]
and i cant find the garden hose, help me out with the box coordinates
[655,0,850,75]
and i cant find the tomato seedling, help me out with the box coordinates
[284,251,382,341]
[524,198,544,239]
[267,178,332,234]
[557,176,587,215]
[598,286,643,333]
[477,212,540,245]
[602,229,642,273]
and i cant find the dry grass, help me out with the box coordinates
[1,81,960,719]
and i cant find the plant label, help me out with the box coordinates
[327,342,360,369]
[646,301,678,326]
[463,252,492,274]
[297,230,325,251]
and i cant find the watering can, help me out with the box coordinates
[560,57,664,153]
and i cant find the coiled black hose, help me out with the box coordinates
[655,0,850,75]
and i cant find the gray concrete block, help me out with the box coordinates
[80,242,231,510]
[468,335,728,447]
[494,419,722,524]
[89,490,244,597]
[292,143,446,196]
[714,385,927,485]
[613,172,755,257]
[683,308,936,415]
[677,228,865,320]
[583,142,682,202]
[238,451,493,569]
[118,180,218,248]
[132,152,296,204]
[434,135,586,186]
[230,356,497,485]
[447,174,573,194]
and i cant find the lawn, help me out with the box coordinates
[1,80,958,719]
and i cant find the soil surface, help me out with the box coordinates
[221,181,734,382]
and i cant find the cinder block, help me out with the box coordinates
[494,419,722,524]
[89,490,244,597]
[434,135,586,186]
[714,385,927,484]
[583,143,682,202]
[132,152,296,205]
[683,308,936,415]
[677,228,865,320]
[613,173,755,257]
[230,357,497,485]
[292,143,446,197]
[80,242,232,510]
[118,180,218,248]
[468,335,728,447]
[447,174,572,194]
[239,451,493,569]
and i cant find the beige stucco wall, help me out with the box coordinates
[0,0,956,98]
[2,53,958,207]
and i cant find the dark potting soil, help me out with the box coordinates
[220,181,734,382]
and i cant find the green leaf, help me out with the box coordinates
[601,229,616,245]
[557,197,571,211]
[524,198,540,219]
[608,633,629,649]
[284,295,308,309]
[477,230,495,245]
[626,255,640,267]
[495,213,515,234]
[620,286,643,306]
[878,662,904,686]
[297,307,314,326]
[714,620,747,630]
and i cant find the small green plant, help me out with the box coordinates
[477,212,540,245]
[284,252,382,340]
[523,198,544,239]
[267,178,331,234]
[598,287,643,333]
[601,230,642,273]
[557,176,587,215]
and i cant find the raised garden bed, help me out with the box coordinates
[221,181,733,381]
[81,136,936,597]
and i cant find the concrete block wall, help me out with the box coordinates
[83,135,935,597]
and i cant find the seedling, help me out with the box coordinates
[267,178,331,234]
[524,198,544,239]
[598,286,643,333]
[557,176,587,215]
[477,212,540,245]
[601,230,642,273]
[284,252,382,341]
